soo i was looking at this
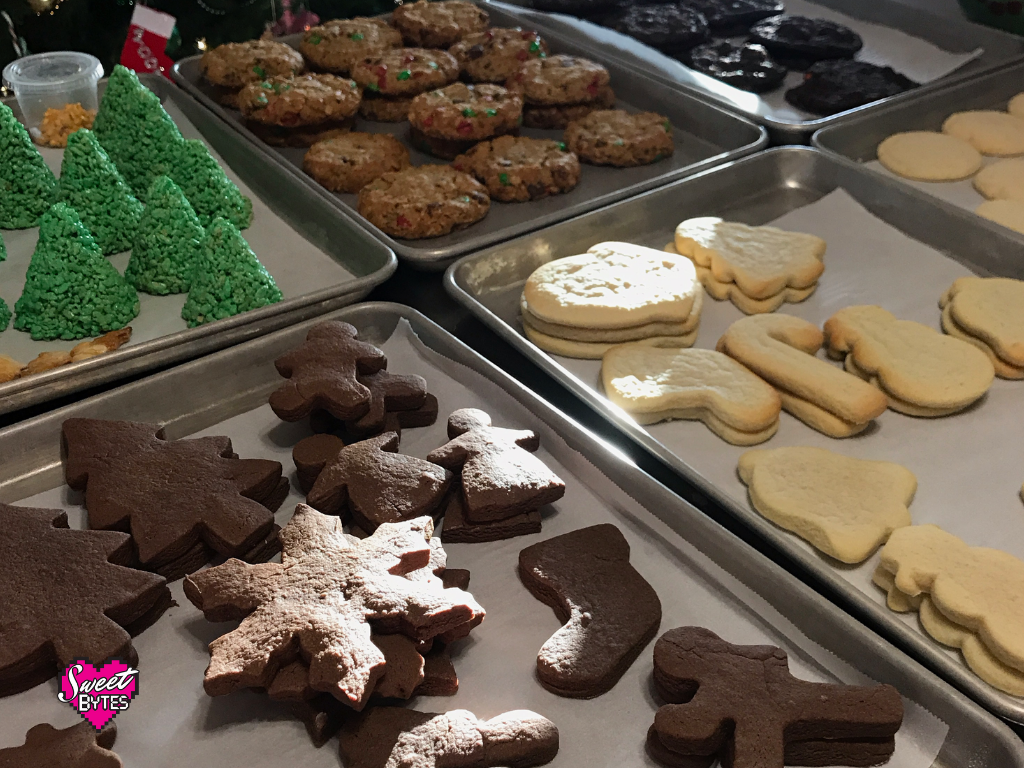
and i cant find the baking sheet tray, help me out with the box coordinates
[170,3,767,270]
[813,60,1024,237]
[497,0,1024,144]
[0,74,395,418]
[0,301,1020,766]
[446,146,1024,724]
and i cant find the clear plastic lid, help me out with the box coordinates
[3,51,103,93]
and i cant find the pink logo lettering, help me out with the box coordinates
[58,659,139,730]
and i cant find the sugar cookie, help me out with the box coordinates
[973,158,1024,201]
[1009,92,1024,119]
[943,110,1024,156]
[872,566,923,612]
[523,242,699,329]
[976,198,1024,235]
[941,304,1024,379]
[525,325,698,359]
[824,305,994,416]
[674,218,825,299]
[601,345,781,444]
[738,447,915,563]
[876,131,982,182]
[941,277,1024,367]
[716,314,887,437]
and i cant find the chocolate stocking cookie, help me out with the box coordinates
[306,432,452,532]
[427,408,565,522]
[63,418,286,580]
[0,722,121,768]
[184,507,484,710]
[270,321,387,422]
[518,524,661,698]
[0,503,170,696]
[650,627,904,768]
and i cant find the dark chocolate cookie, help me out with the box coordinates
[749,15,862,63]
[784,59,917,116]
[603,3,709,54]
[684,0,784,35]
[684,41,787,93]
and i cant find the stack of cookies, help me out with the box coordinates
[940,276,1024,380]
[509,54,617,129]
[520,242,703,359]
[672,217,826,314]
[352,47,460,123]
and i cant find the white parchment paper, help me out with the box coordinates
[0,318,946,765]
[505,0,983,122]
[0,99,354,365]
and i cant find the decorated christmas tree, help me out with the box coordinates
[57,129,144,256]
[14,203,140,341]
[126,175,204,295]
[181,217,281,328]
[171,140,253,230]
[0,297,10,332]
[92,65,184,196]
[0,102,58,229]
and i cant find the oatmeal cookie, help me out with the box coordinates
[409,82,523,141]
[565,109,674,167]
[603,4,710,54]
[392,0,490,48]
[507,54,610,106]
[304,133,411,193]
[522,85,616,129]
[358,165,490,238]
[351,48,459,96]
[358,93,416,122]
[238,74,361,125]
[300,18,402,74]
[449,28,549,83]
[201,40,304,90]
[452,136,580,202]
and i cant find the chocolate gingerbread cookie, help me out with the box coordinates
[293,433,346,494]
[351,48,459,97]
[441,489,542,543]
[392,0,491,48]
[358,165,490,238]
[449,27,549,83]
[603,4,710,55]
[684,41,787,93]
[452,136,580,203]
[519,524,662,698]
[565,109,673,167]
[785,59,917,115]
[300,18,402,74]
[0,722,121,768]
[345,369,429,437]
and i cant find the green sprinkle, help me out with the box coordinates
[529,41,540,52]
[255,93,269,106]
[350,32,364,40]
[429,61,439,70]
[539,51,547,58]
[614,139,624,146]
[654,153,664,161]
[557,141,566,151]
[485,108,498,117]
[462,108,476,117]
[663,120,672,132]
[308,33,322,45]
[261,81,272,89]
[253,65,266,78]
[397,70,412,81]
[499,173,510,186]
[460,196,471,203]
[367,83,380,92]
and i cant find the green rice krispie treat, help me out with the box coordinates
[171,140,253,230]
[125,175,204,295]
[0,102,58,229]
[181,217,281,327]
[57,129,143,255]
[14,203,140,340]
[0,230,6,261]
[93,65,184,195]
[0,297,10,332]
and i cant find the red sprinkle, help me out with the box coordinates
[376,65,388,75]
[397,215,411,227]
[422,116,434,127]
[486,29,494,39]
[521,30,535,39]
[587,77,600,95]
[457,119,474,135]
[403,54,415,63]
[413,70,424,78]
[516,50,529,61]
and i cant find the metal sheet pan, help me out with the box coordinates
[0,300,1020,766]
[170,4,767,270]
[0,74,395,419]
[499,0,1024,144]
[445,146,1024,724]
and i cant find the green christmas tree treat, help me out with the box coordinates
[125,175,204,295]
[57,129,143,255]
[0,297,10,332]
[92,65,184,195]
[171,140,253,230]
[182,217,281,328]
[0,229,6,261]
[0,102,58,229]
[14,203,140,341]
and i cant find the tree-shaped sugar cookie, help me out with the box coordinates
[171,139,253,229]
[940,277,1024,379]
[57,129,143,255]
[427,408,565,522]
[0,722,121,768]
[270,320,387,421]
[125,175,204,295]
[63,418,286,579]
[0,101,57,229]
[184,508,484,709]
[738,447,915,563]
[0,503,169,696]
[306,432,452,532]
[650,627,904,768]
[674,218,826,300]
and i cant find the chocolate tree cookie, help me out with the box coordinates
[300,18,402,75]
[603,4,710,55]
[304,133,410,193]
[450,27,549,83]
[507,54,610,106]
[749,15,862,67]
[522,85,616,129]
[409,82,523,159]
[201,40,304,106]
[392,0,490,48]
[453,136,580,202]
[685,41,787,93]
[358,165,490,238]
[565,109,674,167]
[785,59,917,115]
[238,74,361,147]
[684,0,784,35]
[351,48,459,97]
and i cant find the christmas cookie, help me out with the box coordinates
[685,41,787,93]
[450,27,549,83]
[351,48,459,97]
[565,110,673,167]
[200,39,303,104]
[522,85,616,129]
[507,54,609,106]
[604,4,710,54]
[237,73,362,147]
[409,82,523,159]
[392,0,491,48]
[683,0,784,34]
[357,93,416,122]
[303,133,410,193]
[940,277,1024,378]
[749,15,862,65]
[452,136,579,202]
[358,165,490,238]
[300,18,402,74]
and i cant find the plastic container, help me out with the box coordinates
[2,52,103,139]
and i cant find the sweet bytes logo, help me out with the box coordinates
[58,659,139,730]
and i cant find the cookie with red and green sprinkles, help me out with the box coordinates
[300,18,402,74]
[392,0,490,48]
[238,73,361,146]
[522,85,616,129]
[452,136,580,202]
[507,54,610,106]
[449,27,549,83]
[409,82,523,141]
[358,93,416,123]
[564,109,674,167]
[303,133,410,193]
[358,165,489,239]
[200,40,304,91]
[351,48,459,97]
